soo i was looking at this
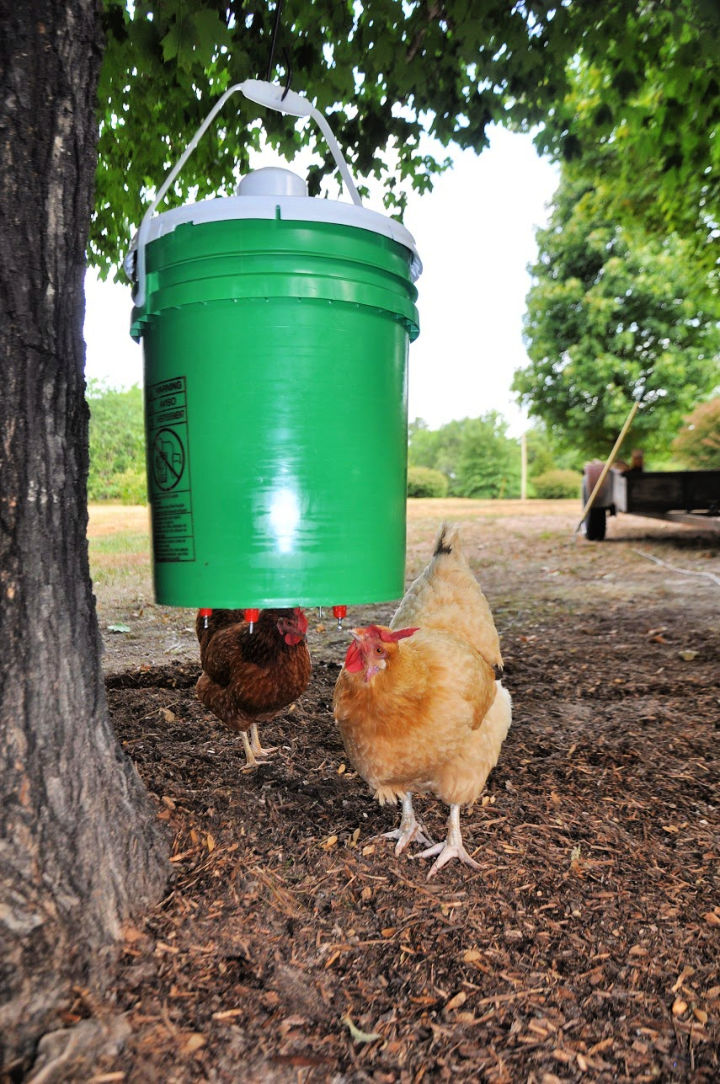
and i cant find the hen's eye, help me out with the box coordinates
[375,646,384,654]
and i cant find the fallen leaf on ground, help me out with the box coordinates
[342,1015,380,1044]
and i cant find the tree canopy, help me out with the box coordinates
[94,0,720,276]
[672,398,720,469]
[535,1,720,262]
[511,0,719,458]
[514,171,720,459]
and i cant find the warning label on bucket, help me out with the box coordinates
[146,376,195,562]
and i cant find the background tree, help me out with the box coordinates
[514,173,720,459]
[1,3,167,1069]
[409,418,467,488]
[87,381,147,502]
[454,414,520,498]
[521,425,582,497]
[524,424,582,477]
[5,0,720,1072]
[408,415,521,498]
[672,399,720,469]
[407,419,444,473]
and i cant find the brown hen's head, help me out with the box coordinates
[275,607,308,645]
[344,624,418,681]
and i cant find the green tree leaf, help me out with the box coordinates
[672,399,720,468]
[93,0,720,279]
[514,171,720,459]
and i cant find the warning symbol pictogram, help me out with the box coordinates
[152,428,185,491]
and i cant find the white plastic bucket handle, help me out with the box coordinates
[132,80,362,310]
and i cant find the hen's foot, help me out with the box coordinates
[384,823,435,855]
[240,730,260,769]
[383,793,434,855]
[249,723,278,758]
[414,804,480,879]
[415,839,481,879]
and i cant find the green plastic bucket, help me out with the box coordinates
[128,82,421,609]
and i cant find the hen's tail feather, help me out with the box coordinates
[433,523,461,558]
[434,525,453,556]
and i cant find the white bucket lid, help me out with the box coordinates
[129,81,424,309]
[142,166,422,282]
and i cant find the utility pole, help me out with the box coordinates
[521,431,528,501]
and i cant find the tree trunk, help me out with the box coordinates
[0,1,169,1070]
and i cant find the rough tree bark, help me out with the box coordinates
[0,1,169,1071]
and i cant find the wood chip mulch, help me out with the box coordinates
[73,605,720,1082]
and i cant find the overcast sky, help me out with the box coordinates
[84,124,558,436]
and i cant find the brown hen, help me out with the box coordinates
[196,608,311,767]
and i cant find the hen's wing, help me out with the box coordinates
[196,608,248,659]
[198,622,249,686]
[228,645,311,715]
[198,609,286,682]
[198,634,310,726]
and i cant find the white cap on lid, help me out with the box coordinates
[236,167,308,198]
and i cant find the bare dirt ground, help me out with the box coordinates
[71,500,719,1082]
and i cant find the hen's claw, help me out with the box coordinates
[384,822,435,855]
[384,793,435,855]
[240,730,259,768]
[239,725,279,769]
[414,803,481,879]
[415,840,481,879]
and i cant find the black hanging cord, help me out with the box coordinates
[265,0,284,81]
[280,47,292,99]
[264,2,292,99]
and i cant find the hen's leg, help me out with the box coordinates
[383,792,434,855]
[249,722,277,758]
[240,730,259,769]
[415,804,480,879]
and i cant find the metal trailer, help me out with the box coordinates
[581,464,720,540]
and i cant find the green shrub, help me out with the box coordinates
[87,467,147,504]
[87,381,147,502]
[114,467,148,505]
[407,466,449,498]
[531,469,582,499]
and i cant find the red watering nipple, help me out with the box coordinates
[332,605,347,629]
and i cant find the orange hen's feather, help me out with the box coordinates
[334,626,506,808]
[391,522,503,670]
[333,523,511,816]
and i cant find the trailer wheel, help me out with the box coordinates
[581,482,607,541]
[584,505,607,541]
